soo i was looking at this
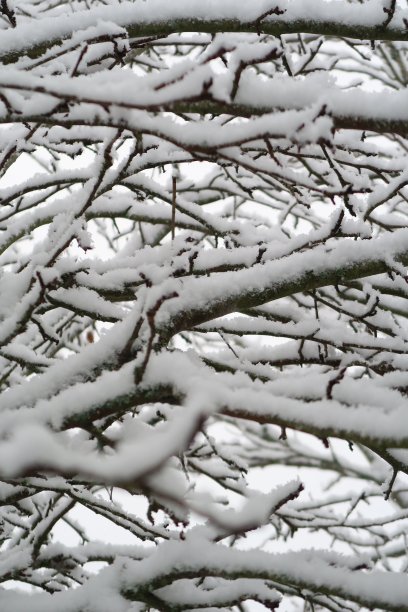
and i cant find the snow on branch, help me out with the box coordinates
[1,0,408,63]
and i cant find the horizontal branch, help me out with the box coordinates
[124,541,408,612]
[3,538,408,611]
[1,0,407,63]
[221,399,408,452]
[1,69,407,137]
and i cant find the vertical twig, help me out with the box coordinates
[171,164,180,241]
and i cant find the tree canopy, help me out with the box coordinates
[2,1,408,610]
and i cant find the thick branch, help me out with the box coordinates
[160,229,408,340]
[1,70,407,137]
[1,0,408,63]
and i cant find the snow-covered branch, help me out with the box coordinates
[2,0,408,63]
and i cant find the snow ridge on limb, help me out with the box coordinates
[1,0,408,63]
